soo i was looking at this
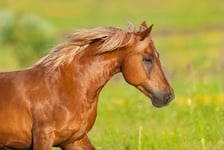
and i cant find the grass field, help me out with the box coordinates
[0,0,224,149]
[88,80,224,150]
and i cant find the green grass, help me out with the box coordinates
[86,79,224,150]
[1,0,224,29]
[0,46,19,71]
[0,0,224,149]
[87,77,224,149]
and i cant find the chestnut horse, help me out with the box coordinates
[0,22,174,150]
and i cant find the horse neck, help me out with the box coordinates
[66,50,124,101]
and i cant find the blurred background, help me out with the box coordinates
[0,0,224,149]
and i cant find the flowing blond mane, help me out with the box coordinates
[35,24,137,72]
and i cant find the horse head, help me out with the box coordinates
[121,22,174,107]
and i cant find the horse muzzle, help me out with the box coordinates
[151,90,174,107]
[137,85,175,108]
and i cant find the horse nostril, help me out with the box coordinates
[164,92,174,103]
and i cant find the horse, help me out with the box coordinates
[0,21,174,150]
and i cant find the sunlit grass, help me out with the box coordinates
[87,79,224,150]
[0,46,19,71]
[1,0,224,29]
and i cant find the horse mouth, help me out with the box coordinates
[136,85,173,108]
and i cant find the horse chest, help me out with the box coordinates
[75,101,98,133]
[53,100,97,143]
[82,104,98,131]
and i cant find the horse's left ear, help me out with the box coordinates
[138,24,153,41]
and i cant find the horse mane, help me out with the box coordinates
[34,23,137,72]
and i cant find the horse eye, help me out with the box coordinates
[143,56,153,64]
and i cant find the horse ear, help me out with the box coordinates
[139,21,148,31]
[138,24,153,41]
[141,21,148,28]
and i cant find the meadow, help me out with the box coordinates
[0,0,224,149]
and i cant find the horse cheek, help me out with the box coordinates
[122,57,145,86]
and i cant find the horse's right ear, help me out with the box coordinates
[140,21,148,29]
[138,24,153,41]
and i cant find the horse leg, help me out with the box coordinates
[61,135,95,150]
[32,127,55,150]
